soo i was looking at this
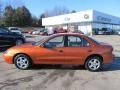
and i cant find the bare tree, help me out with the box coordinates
[44,6,70,17]
[71,10,76,13]
[0,2,2,16]
[5,0,24,8]
[0,0,3,25]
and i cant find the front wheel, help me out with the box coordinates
[85,56,102,72]
[14,54,32,70]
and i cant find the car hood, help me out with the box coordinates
[7,43,35,51]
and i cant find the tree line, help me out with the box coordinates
[0,4,76,27]
[0,5,45,27]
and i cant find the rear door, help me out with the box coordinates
[64,35,91,64]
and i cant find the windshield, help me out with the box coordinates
[33,36,48,46]
[0,27,11,33]
[10,28,19,30]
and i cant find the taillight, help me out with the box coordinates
[110,46,113,52]
[112,47,113,51]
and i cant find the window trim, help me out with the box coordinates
[66,35,90,47]
[43,35,66,48]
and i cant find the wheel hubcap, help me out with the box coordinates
[16,56,28,69]
[88,59,100,70]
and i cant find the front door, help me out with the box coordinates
[36,35,67,64]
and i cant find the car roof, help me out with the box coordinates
[8,27,19,30]
[50,33,84,37]
[0,27,9,30]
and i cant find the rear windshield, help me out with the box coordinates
[33,36,48,45]
[88,36,100,44]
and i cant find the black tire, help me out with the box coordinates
[85,56,102,72]
[14,54,32,70]
[16,39,23,45]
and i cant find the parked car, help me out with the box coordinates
[28,30,33,34]
[97,28,114,35]
[115,30,120,35]
[3,33,114,71]
[39,29,48,36]
[118,31,120,35]
[32,30,40,35]
[8,27,22,35]
[0,27,25,48]
[54,28,67,33]
[72,30,84,34]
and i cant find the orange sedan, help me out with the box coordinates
[3,33,114,71]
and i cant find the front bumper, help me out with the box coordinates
[3,53,14,64]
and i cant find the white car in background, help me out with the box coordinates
[8,27,25,37]
[8,27,22,35]
[117,30,120,35]
[32,30,40,35]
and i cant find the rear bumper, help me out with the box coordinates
[103,54,115,64]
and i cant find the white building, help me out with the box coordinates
[42,10,120,35]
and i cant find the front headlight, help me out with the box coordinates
[3,50,12,55]
[3,50,8,54]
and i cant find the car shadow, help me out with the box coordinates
[31,64,85,70]
[31,57,120,72]
[101,57,120,72]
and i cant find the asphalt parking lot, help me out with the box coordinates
[0,35,120,90]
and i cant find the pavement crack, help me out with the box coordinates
[0,76,33,89]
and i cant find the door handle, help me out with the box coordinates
[59,50,63,52]
[88,50,92,52]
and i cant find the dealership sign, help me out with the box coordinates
[97,16,111,22]
[84,14,89,19]
[42,10,120,26]
[64,17,70,21]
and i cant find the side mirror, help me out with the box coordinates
[44,42,53,48]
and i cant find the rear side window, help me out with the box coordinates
[67,35,90,47]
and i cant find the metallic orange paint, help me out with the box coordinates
[3,33,114,65]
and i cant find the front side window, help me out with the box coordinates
[44,36,64,48]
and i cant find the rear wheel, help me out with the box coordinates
[14,54,32,70]
[85,56,102,72]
